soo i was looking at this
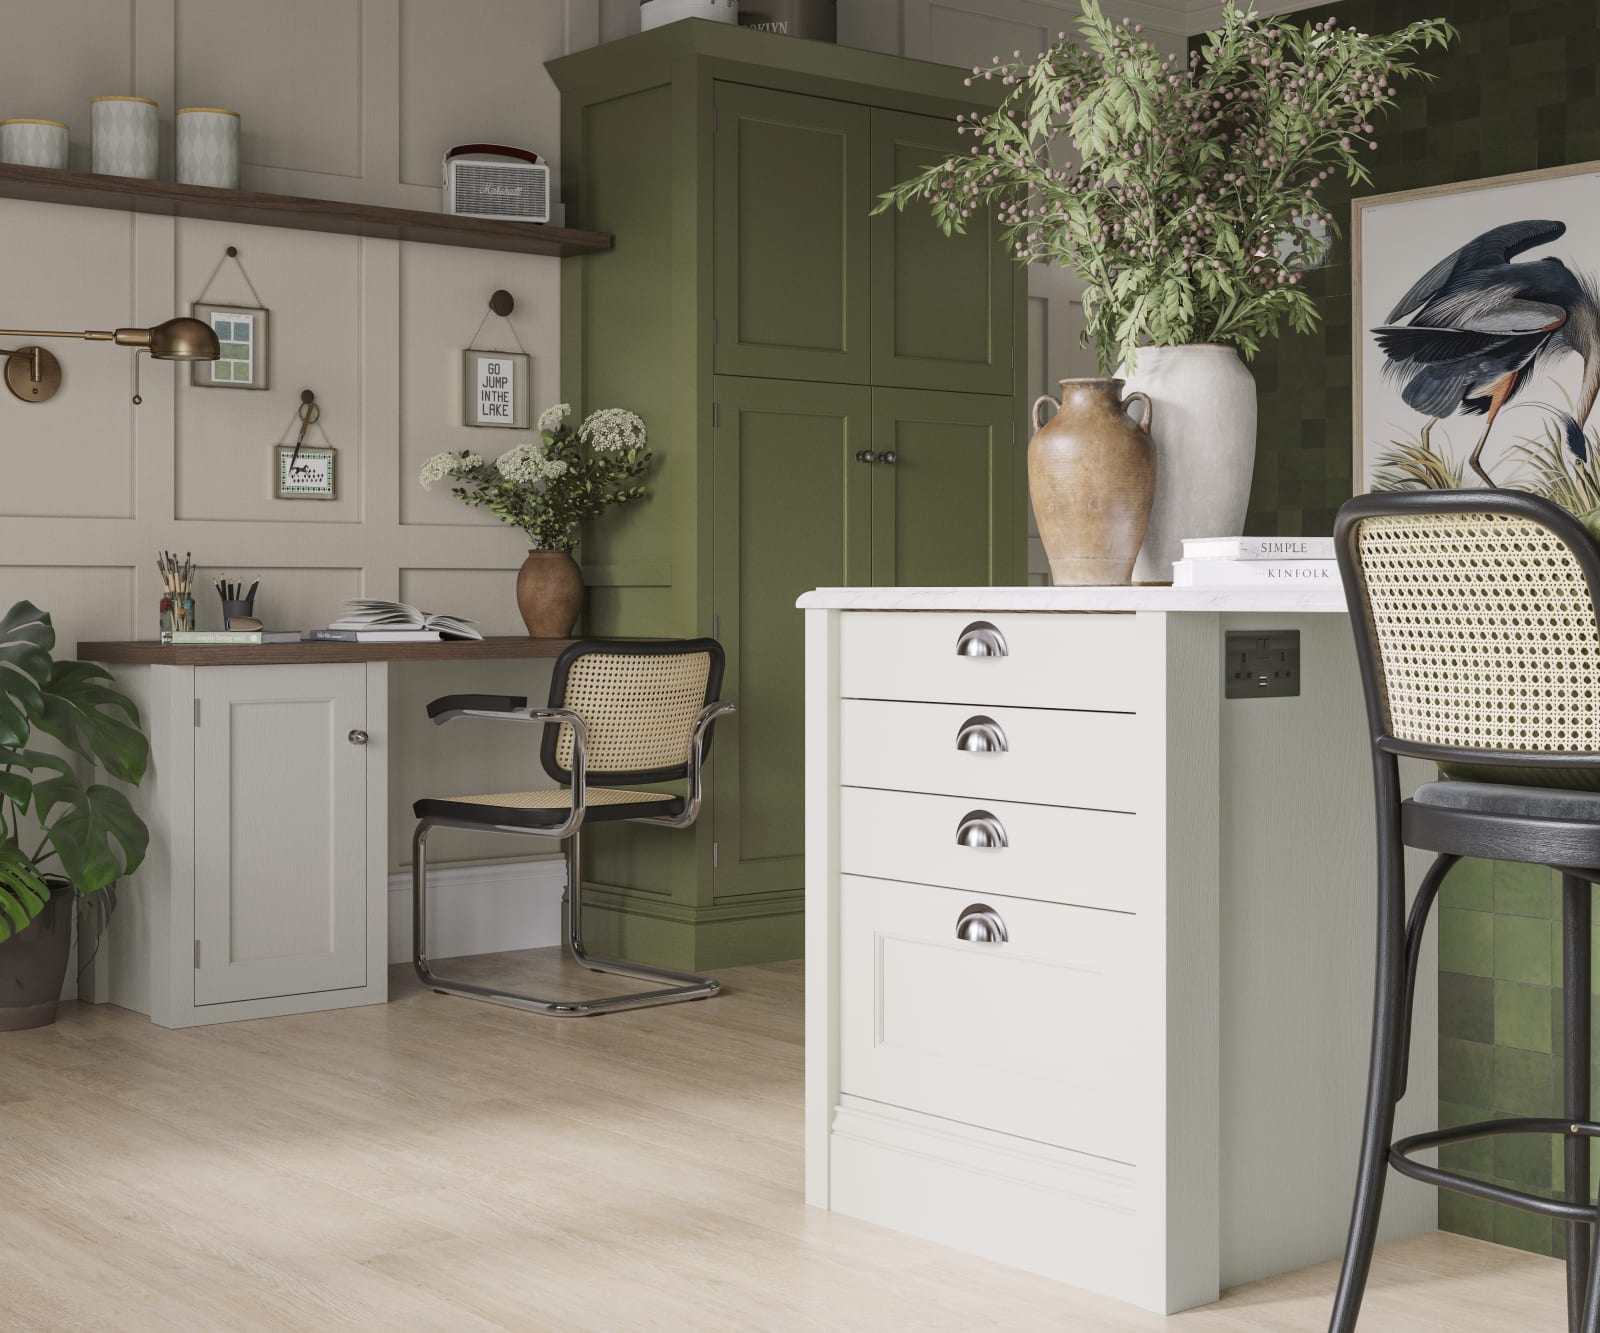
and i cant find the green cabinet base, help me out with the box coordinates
[571,886,805,972]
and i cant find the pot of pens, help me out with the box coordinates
[157,550,195,638]
[216,577,258,630]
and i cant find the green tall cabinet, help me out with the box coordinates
[549,22,1027,969]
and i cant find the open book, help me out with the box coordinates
[317,598,483,641]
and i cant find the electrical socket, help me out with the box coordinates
[1224,629,1301,700]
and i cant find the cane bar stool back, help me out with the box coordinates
[1332,490,1600,1333]
[411,638,733,1018]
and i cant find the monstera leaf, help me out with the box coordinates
[32,768,147,894]
[0,841,50,943]
[35,660,148,785]
[0,601,53,748]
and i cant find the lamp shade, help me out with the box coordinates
[147,317,220,361]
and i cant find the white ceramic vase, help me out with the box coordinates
[1116,343,1257,583]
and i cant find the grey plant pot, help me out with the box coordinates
[0,876,73,1031]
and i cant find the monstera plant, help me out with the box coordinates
[0,600,149,945]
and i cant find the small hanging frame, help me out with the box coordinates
[273,389,337,500]
[192,245,271,390]
[461,288,529,429]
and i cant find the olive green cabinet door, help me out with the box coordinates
[871,109,1015,396]
[713,84,871,384]
[712,377,871,900]
[869,388,1019,587]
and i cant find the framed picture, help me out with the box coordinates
[274,445,337,500]
[462,348,529,428]
[192,302,271,390]
[1353,161,1600,495]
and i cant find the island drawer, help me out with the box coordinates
[838,699,1148,813]
[839,874,1143,1164]
[839,787,1146,914]
[838,610,1157,712]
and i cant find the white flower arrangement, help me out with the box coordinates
[495,442,568,486]
[538,402,572,434]
[578,407,647,455]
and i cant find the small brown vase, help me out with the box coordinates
[515,549,584,638]
[1028,378,1156,586]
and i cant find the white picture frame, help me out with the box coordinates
[275,445,337,500]
[461,349,529,429]
[192,302,271,390]
[1353,160,1600,494]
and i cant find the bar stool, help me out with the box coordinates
[1332,490,1600,1332]
[411,637,734,1018]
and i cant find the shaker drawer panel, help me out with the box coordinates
[840,875,1144,1161]
[840,787,1145,913]
[839,611,1154,711]
[839,699,1147,812]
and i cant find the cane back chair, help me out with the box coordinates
[1333,490,1600,1332]
[411,637,733,1018]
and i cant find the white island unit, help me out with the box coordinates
[799,585,1435,1315]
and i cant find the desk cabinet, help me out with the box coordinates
[85,661,388,1028]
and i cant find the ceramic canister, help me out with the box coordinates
[91,95,159,178]
[176,107,240,188]
[0,119,69,169]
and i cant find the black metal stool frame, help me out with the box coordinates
[1332,489,1600,1333]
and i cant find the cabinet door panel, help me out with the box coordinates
[713,84,871,383]
[871,109,1015,395]
[870,388,1018,586]
[194,664,366,1005]
[712,377,871,898]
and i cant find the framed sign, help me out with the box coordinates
[462,349,529,428]
[1354,160,1600,494]
[275,445,337,499]
[192,302,271,389]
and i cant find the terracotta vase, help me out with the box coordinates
[1028,378,1157,586]
[515,549,584,638]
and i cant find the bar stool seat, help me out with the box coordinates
[1412,780,1600,820]
[415,786,684,828]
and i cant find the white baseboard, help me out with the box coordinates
[388,857,566,965]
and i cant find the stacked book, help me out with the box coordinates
[1171,536,1339,587]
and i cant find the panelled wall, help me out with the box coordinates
[0,0,617,875]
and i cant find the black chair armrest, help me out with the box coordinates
[426,693,529,724]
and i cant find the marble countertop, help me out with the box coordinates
[795,584,1349,613]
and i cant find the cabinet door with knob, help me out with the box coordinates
[868,388,1019,586]
[193,663,370,1006]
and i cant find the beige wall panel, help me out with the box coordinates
[0,200,139,518]
[0,0,135,170]
[397,0,567,191]
[398,242,559,526]
[0,565,137,652]
[387,658,559,867]
[190,565,361,633]
[398,567,526,636]
[174,218,361,522]
[174,0,361,182]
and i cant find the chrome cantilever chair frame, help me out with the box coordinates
[412,690,734,1018]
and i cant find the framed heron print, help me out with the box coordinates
[1354,161,1600,496]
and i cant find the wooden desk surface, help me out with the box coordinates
[78,636,577,666]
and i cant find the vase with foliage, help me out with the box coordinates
[420,403,651,637]
[876,0,1453,581]
[0,600,150,1030]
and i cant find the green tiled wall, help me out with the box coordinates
[1192,0,1600,1260]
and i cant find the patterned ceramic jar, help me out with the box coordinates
[176,107,239,189]
[0,119,69,169]
[91,95,159,178]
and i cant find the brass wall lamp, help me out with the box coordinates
[0,317,221,406]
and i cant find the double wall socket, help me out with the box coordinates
[1225,630,1301,699]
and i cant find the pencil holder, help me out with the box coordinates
[220,595,255,628]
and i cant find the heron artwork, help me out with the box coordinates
[1371,219,1600,487]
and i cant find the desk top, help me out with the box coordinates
[795,585,1348,613]
[78,636,577,666]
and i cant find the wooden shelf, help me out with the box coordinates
[0,163,613,259]
[79,636,578,666]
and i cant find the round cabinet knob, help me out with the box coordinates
[878,450,898,465]
[855,449,877,464]
[955,903,1008,944]
[348,729,369,745]
[955,715,1008,754]
[955,810,1008,849]
[955,620,1008,658]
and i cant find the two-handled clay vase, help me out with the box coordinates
[1028,378,1156,586]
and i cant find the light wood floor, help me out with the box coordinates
[0,950,1570,1331]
